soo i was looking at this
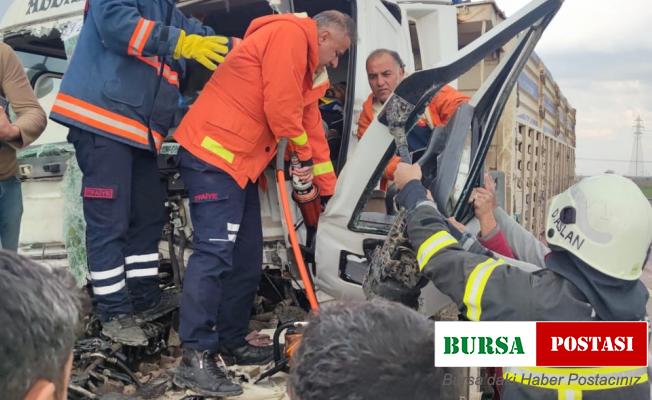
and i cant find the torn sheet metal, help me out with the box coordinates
[0,16,83,58]
[0,0,84,36]
[60,18,83,58]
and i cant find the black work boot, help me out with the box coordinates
[134,290,179,323]
[219,342,274,366]
[101,314,148,346]
[173,348,243,397]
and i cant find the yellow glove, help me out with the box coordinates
[173,30,230,71]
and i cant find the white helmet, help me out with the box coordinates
[545,174,652,280]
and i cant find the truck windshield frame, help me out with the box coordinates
[15,49,68,85]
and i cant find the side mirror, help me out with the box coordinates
[34,74,56,99]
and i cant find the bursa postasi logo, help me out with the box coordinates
[443,335,525,355]
[434,321,647,367]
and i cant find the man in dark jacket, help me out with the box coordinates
[393,162,652,400]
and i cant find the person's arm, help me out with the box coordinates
[394,163,535,321]
[494,207,549,266]
[449,213,516,259]
[478,227,516,259]
[471,185,516,259]
[478,170,549,266]
[472,187,498,237]
[260,23,313,163]
[91,0,183,57]
[356,96,374,140]
[91,0,228,70]
[0,44,46,148]
[303,103,336,196]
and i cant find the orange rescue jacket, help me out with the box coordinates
[174,14,336,195]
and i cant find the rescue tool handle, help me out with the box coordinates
[276,138,288,171]
[275,139,320,311]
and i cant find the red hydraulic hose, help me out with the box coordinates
[275,139,319,312]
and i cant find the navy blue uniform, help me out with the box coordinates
[177,149,263,351]
[51,0,214,320]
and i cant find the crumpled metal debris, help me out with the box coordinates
[70,300,295,399]
[363,208,427,309]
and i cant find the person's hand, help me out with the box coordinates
[470,187,495,220]
[471,185,498,238]
[0,109,20,142]
[173,31,231,70]
[291,165,314,186]
[483,172,497,196]
[394,162,422,190]
[448,217,465,233]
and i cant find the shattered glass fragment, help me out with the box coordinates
[62,155,88,287]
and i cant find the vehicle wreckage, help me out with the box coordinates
[0,0,562,397]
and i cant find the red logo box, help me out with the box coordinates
[536,321,648,367]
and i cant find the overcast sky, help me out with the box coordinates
[1,0,650,175]
[496,0,652,176]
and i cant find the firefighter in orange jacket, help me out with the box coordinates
[172,11,355,396]
[357,49,469,182]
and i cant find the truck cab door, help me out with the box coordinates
[317,0,461,313]
[316,0,563,315]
